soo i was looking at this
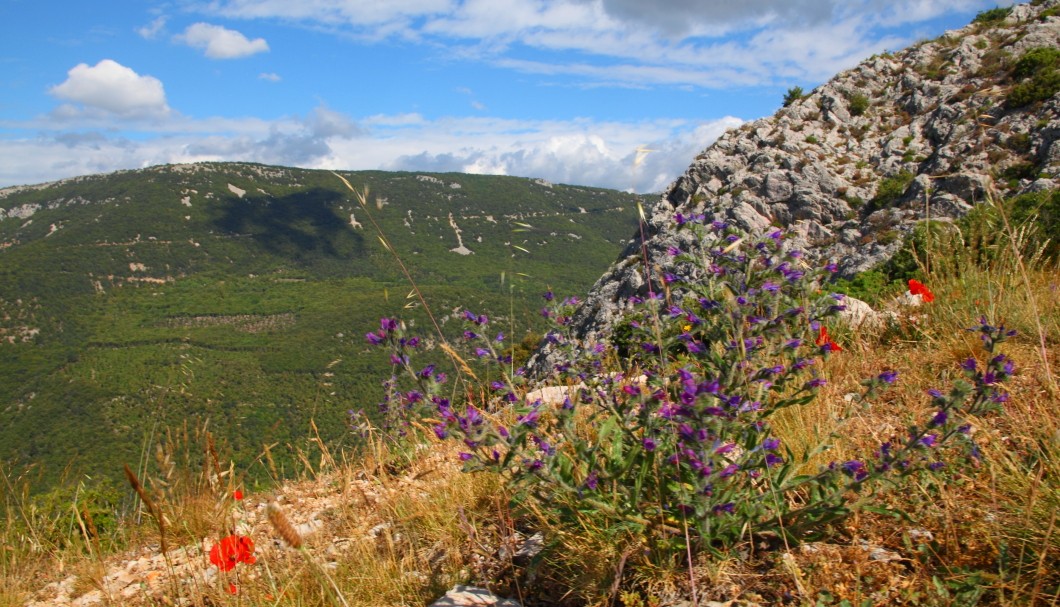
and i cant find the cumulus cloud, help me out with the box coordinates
[176,23,269,59]
[259,72,282,81]
[48,59,170,118]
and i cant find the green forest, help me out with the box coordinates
[0,162,644,490]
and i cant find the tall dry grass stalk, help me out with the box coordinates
[266,502,303,549]
[123,464,167,554]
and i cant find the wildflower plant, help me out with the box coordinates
[365,219,1014,554]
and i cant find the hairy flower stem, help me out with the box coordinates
[332,173,457,369]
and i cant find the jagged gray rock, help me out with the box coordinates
[530,1,1059,374]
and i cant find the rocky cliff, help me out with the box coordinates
[535,0,1060,367]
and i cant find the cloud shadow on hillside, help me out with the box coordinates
[212,188,364,266]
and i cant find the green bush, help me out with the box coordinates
[999,161,1040,188]
[848,94,870,116]
[1009,189,1060,258]
[783,86,805,107]
[881,220,960,280]
[1007,47,1060,107]
[830,269,897,303]
[973,6,1012,25]
[1012,47,1060,79]
[870,171,915,210]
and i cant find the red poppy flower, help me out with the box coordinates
[233,489,244,501]
[815,325,842,352]
[209,535,256,572]
[908,279,935,303]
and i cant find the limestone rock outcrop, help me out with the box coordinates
[533,1,1059,370]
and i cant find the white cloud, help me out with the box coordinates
[176,23,269,59]
[196,0,1002,87]
[48,59,170,118]
[137,16,168,39]
[259,72,282,81]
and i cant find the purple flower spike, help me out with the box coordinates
[584,472,599,490]
[712,502,736,514]
[930,410,948,427]
[841,460,868,481]
[878,370,898,384]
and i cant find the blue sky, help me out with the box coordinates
[0,0,1012,192]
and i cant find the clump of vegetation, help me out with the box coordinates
[847,93,870,116]
[1006,188,1060,258]
[783,86,805,107]
[372,221,1015,563]
[868,170,915,211]
[1007,47,1060,107]
[999,160,1041,188]
[973,6,1012,25]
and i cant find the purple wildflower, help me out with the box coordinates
[841,460,868,481]
[584,472,599,491]
[517,410,540,428]
[712,503,736,514]
[930,410,948,427]
[719,464,740,478]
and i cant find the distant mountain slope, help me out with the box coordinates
[544,1,1060,354]
[0,162,641,488]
